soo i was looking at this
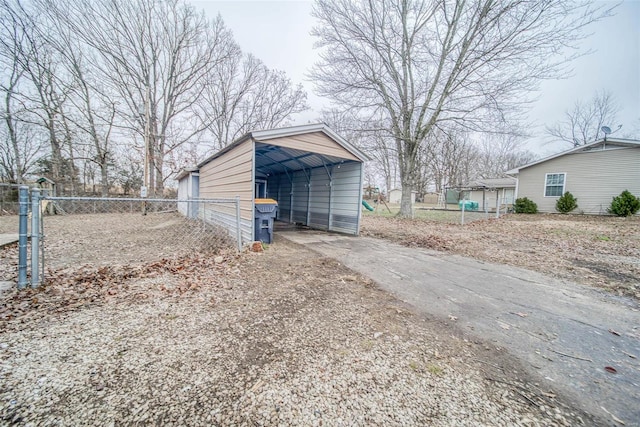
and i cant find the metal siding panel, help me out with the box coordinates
[329,162,361,234]
[199,139,254,243]
[276,174,292,222]
[259,132,360,161]
[291,170,309,224]
[308,167,330,229]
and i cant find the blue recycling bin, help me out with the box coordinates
[254,198,278,243]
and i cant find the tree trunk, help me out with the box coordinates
[4,89,22,184]
[100,161,109,196]
[48,118,62,184]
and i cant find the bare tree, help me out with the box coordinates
[320,109,398,193]
[1,0,75,187]
[546,90,620,146]
[311,0,613,216]
[198,52,308,151]
[0,17,28,183]
[48,0,238,195]
[425,128,477,194]
[474,135,537,178]
[42,11,120,196]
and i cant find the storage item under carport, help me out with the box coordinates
[254,198,278,243]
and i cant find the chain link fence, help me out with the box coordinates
[0,183,20,215]
[11,190,242,289]
[40,196,240,269]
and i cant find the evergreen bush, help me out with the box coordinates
[608,190,640,217]
[514,197,538,214]
[555,191,578,213]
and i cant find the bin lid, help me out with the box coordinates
[255,198,278,205]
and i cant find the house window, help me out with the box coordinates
[545,173,565,197]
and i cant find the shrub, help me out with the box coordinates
[608,190,640,217]
[514,197,538,214]
[555,191,578,213]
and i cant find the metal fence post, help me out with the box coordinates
[235,196,242,251]
[30,188,41,287]
[18,185,29,289]
[460,199,465,226]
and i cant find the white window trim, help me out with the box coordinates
[544,172,566,197]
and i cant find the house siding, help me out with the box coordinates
[199,139,254,243]
[517,147,640,214]
[259,132,360,161]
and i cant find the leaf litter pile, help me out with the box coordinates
[362,213,640,300]
[0,215,594,425]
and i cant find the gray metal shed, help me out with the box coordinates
[197,123,369,244]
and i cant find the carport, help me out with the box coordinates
[196,123,369,244]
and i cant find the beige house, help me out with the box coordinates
[507,138,640,214]
[193,123,369,243]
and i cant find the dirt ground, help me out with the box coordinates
[362,213,640,300]
[0,214,595,425]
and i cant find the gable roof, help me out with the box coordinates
[506,138,640,174]
[198,123,370,169]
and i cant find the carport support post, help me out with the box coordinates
[17,185,29,289]
[306,182,311,226]
[30,188,40,287]
[460,199,465,226]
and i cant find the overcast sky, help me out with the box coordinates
[190,0,639,155]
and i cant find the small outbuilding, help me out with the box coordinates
[176,167,199,218]
[196,123,369,244]
[388,188,417,204]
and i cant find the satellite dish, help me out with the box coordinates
[601,126,612,135]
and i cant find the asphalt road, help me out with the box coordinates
[279,231,640,426]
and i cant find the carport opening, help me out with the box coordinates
[254,142,362,233]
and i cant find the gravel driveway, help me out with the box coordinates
[0,236,589,426]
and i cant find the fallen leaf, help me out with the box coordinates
[608,329,621,336]
[604,366,617,374]
[448,315,458,321]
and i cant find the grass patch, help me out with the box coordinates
[427,364,444,376]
